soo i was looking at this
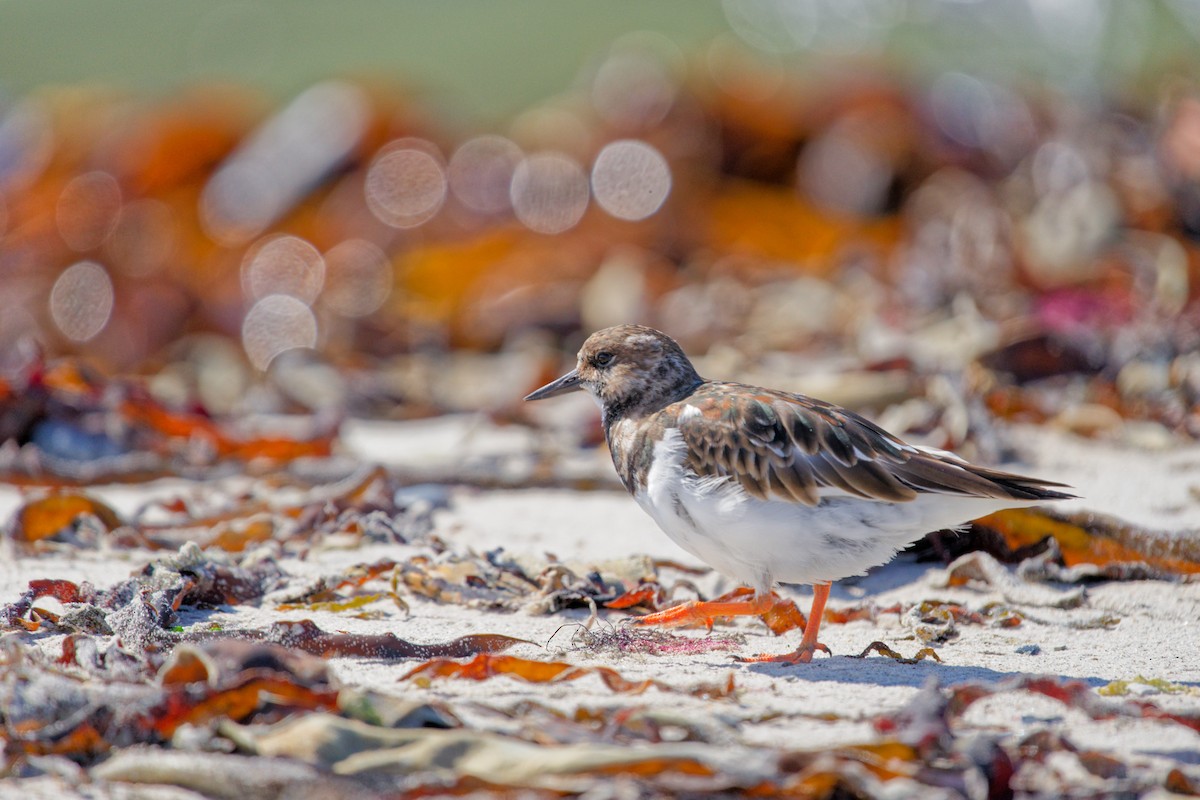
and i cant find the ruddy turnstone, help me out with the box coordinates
[525,324,1073,663]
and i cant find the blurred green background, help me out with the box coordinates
[0,1,728,122]
[2,0,1198,121]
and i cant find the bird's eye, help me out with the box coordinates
[594,351,614,367]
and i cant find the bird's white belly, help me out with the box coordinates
[633,429,1031,592]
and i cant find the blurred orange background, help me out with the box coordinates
[1,1,1198,444]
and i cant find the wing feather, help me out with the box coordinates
[672,383,1073,506]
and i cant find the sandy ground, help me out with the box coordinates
[2,416,1200,793]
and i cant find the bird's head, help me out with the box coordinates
[524,325,702,418]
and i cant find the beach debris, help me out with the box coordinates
[934,551,1087,608]
[236,712,770,793]
[603,580,667,611]
[402,653,738,699]
[877,675,1200,739]
[567,625,745,657]
[3,466,433,555]
[513,700,738,746]
[272,558,404,618]
[850,642,943,664]
[91,749,374,800]
[394,550,660,616]
[136,674,1197,797]
[8,492,122,547]
[1098,676,1199,697]
[0,355,337,485]
[1,492,1194,798]
[901,598,1024,644]
[242,619,530,660]
[1,543,282,642]
[1,640,340,760]
[975,508,1200,579]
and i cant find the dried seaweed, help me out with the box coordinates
[935,549,1087,607]
[403,654,738,699]
[3,528,1196,798]
[526,702,736,746]
[973,507,1200,579]
[603,582,665,611]
[823,602,903,625]
[229,619,531,660]
[0,356,337,484]
[850,642,943,664]
[876,675,1200,740]
[186,673,1200,798]
[1,545,282,645]
[396,551,659,617]
[1,640,340,759]
[1098,676,1199,697]
[239,713,766,793]
[568,625,745,657]
[92,749,376,800]
[3,466,433,556]
[9,493,122,546]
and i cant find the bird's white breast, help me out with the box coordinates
[633,428,1031,592]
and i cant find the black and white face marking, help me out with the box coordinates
[572,326,702,424]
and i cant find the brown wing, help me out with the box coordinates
[674,384,1073,506]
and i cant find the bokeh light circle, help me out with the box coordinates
[50,261,115,342]
[241,294,318,371]
[448,135,523,214]
[591,32,682,129]
[57,171,122,252]
[797,129,890,215]
[364,142,447,228]
[510,152,589,234]
[591,140,672,221]
[241,234,326,303]
[322,239,392,318]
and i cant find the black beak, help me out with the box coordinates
[524,368,583,401]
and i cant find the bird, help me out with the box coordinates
[524,324,1074,664]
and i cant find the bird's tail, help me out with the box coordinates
[961,464,1077,501]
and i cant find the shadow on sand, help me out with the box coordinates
[738,652,1110,690]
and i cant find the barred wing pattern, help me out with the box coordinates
[674,383,1072,506]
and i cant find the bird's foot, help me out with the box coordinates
[737,583,832,664]
[736,642,831,665]
[633,594,775,630]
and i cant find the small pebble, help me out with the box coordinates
[1015,644,1041,656]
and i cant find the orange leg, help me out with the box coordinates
[739,583,832,664]
[633,591,776,630]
